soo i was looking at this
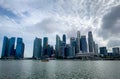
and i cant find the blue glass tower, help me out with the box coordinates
[80,36,87,53]
[8,37,15,57]
[43,37,48,56]
[33,37,42,59]
[70,37,76,56]
[55,35,61,57]
[63,34,66,44]
[15,38,25,59]
[1,36,9,58]
[100,47,107,56]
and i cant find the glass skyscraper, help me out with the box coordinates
[1,36,9,58]
[76,31,81,53]
[33,38,42,59]
[80,36,87,53]
[16,38,25,59]
[43,37,48,56]
[88,31,94,53]
[7,37,15,58]
[62,34,66,44]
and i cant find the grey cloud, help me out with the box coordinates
[99,5,120,39]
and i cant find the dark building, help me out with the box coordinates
[1,36,9,58]
[55,35,61,57]
[43,37,48,56]
[70,37,76,55]
[100,47,107,56]
[112,47,119,56]
[80,36,87,53]
[15,38,25,59]
[88,31,94,53]
[62,34,66,44]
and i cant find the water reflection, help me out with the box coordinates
[0,60,120,79]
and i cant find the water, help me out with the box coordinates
[0,60,120,79]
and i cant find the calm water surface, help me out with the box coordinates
[0,60,120,79]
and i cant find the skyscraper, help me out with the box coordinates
[55,35,61,57]
[70,37,76,56]
[16,38,25,59]
[1,36,9,58]
[43,37,48,56]
[88,31,94,53]
[62,34,66,44]
[100,47,107,56]
[7,37,15,57]
[112,47,119,56]
[76,31,81,53]
[94,44,98,54]
[80,36,87,53]
[33,38,42,59]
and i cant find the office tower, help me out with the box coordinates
[55,35,61,57]
[66,44,74,58]
[100,47,107,56]
[70,37,76,56]
[112,47,119,56]
[16,38,25,59]
[8,37,15,57]
[33,38,42,59]
[94,44,98,54]
[80,36,87,53]
[88,31,94,53]
[76,31,81,53]
[60,45,65,58]
[43,37,48,56]
[1,36,9,58]
[46,44,53,57]
[62,34,66,44]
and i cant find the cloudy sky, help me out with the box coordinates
[0,0,120,57]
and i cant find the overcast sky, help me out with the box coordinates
[0,0,120,57]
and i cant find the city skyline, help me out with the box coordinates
[0,0,120,57]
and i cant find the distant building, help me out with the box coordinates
[76,31,81,53]
[66,44,74,58]
[112,47,119,56]
[43,37,48,56]
[94,44,98,54]
[70,37,76,55]
[62,34,66,44]
[1,36,9,58]
[88,31,94,53]
[80,36,87,53]
[16,38,25,59]
[55,35,61,57]
[100,47,107,56]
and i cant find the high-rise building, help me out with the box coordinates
[80,36,87,53]
[100,47,107,56]
[88,31,94,53]
[62,34,66,44]
[7,37,15,57]
[55,35,61,57]
[43,37,48,55]
[66,44,74,58]
[112,47,119,56]
[1,36,9,58]
[94,44,98,54]
[76,31,81,53]
[33,38,42,59]
[16,38,25,59]
[70,37,76,55]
